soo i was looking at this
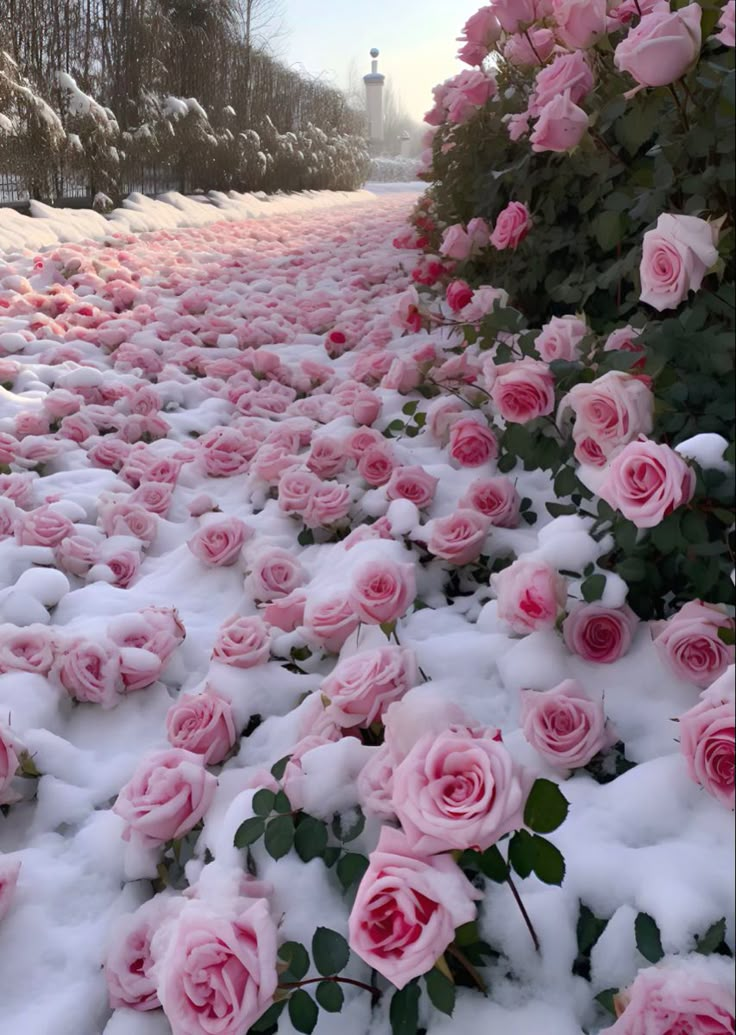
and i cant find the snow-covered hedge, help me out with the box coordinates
[367,156,421,182]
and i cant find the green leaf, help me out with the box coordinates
[593,210,623,252]
[273,791,292,814]
[581,574,606,603]
[595,989,618,1016]
[250,999,286,1031]
[390,982,421,1035]
[695,918,728,956]
[288,989,319,1035]
[402,400,419,416]
[530,835,566,886]
[523,778,570,834]
[718,626,735,646]
[478,844,509,883]
[278,941,310,982]
[297,528,315,547]
[270,756,290,781]
[316,980,344,1012]
[635,912,664,964]
[616,556,648,582]
[454,921,480,947]
[332,807,366,843]
[294,816,329,862]
[252,789,276,817]
[425,968,456,1016]
[264,815,295,860]
[234,816,265,849]
[312,928,350,977]
[577,904,609,955]
[509,829,535,879]
[337,852,369,890]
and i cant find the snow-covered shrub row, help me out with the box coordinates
[367,156,421,183]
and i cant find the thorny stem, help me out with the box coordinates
[633,0,642,16]
[591,130,623,165]
[447,944,488,994]
[668,83,690,132]
[279,975,382,1000]
[505,872,541,952]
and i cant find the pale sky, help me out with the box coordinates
[275,0,484,122]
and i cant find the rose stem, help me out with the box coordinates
[279,975,382,998]
[447,944,488,994]
[505,872,541,952]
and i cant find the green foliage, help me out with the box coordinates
[634,912,665,964]
[311,928,350,977]
[390,982,421,1035]
[523,779,570,833]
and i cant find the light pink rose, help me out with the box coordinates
[358,444,396,487]
[493,556,567,634]
[303,592,360,652]
[491,0,539,33]
[0,723,23,806]
[614,2,702,88]
[460,476,521,527]
[439,224,473,261]
[457,5,502,66]
[188,517,252,567]
[105,896,173,1010]
[535,315,588,363]
[102,547,141,588]
[391,724,527,854]
[277,468,319,515]
[348,826,479,990]
[306,436,347,479]
[449,417,499,468]
[715,0,735,47]
[0,624,55,675]
[530,90,589,153]
[552,0,607,48]
[109,606,185,668]
[262,590,307,633]
[0,857,21,923]
[603,325,645,362]
[386,466,439,509]
[393,286,423,333]
[321,645,417,728]
[211,616,271,669]
[350,557,417,625]
[679,670,734,809]
[166,689,237,765]
[489,358,556,423]
[598,438,695,528]
[559,371,654,460]
[652,601,735,688]
[198,426,255,477]
[113,748,217,846]
[425,508,491,565]
[531,51,594,114]
[51,637,123,708]
[602,957,735,1035]
[490,202,532,251]
[563,603,639,663]
[503,28,556,66]
[357,743,397,819]
[130,482,174,516]
[521,679,614,768]
[15,505,74,547]
[245,547,304,602]
[100,502,158,547]
[0,473,35,508]
[459,284,510,322]
[640,214,718,311]
[152,899,277,1035]
[303,480,352,528]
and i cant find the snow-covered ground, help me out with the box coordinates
[0,193,733,1035]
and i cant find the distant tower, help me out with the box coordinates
[364,47,385,146]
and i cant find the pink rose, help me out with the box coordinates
[357,743,397,819]
[427,397,466,442]
[552,0,607,49]
[245,547,304,602]
[679,670,734,809]
[490,202,532,251]
[166,688,237,765]
[0,723,22,806]
[457,5,502,66]
[152,899,277,1035]
[534,55,594,120]
[307,436,347,479]
[493,556,567,634]
[109,606,185,668]
[425,508,491,565]
[391,724,527,854]
[321,645,417,728]
[535,315,588,363]
[602,957,735,1035]
[198,426,255,477]
[563,603,639,663]
[303,592,360,652]
[350,557,416,625]
[459,284,510,321]
[715,0,735,47]
[559,371,654,461]
[102,547,141,588]
[614,2,702,88]
[603,325,645,361]
[446,279,474,312]
[105,896,172,1010]
[652,601,735,688]
[449,417,498,467]
[348,826,479,989]
[386,466,439,509]
[491,0,539,33]
[394,286,423,333]
[262,590,307,633]
[100,502,158,547]
[358,444,396,487]
[0,857,21,923]
[130,482,174,516]
[188,517,252,567]
[489,358,556,423]
[503,28,556,66]
[0,624,55,675]
[530,90,589,153]
[303,480,352,528]
[598,438,695,528]
[51,637,123,707]
[440,224,473,261]
[521,679,614,769]
[277,468,319,515]
[640,214,718,311]
[15,505,74,547]
[113,748,216,846]
[460,476,521,527]
[211,616,271,669]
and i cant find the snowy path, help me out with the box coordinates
[0,193,733,1035]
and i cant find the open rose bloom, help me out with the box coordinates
[678,668,735,810]
[520,679,616,769]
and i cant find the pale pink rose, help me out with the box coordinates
[491,0,539,33]
[531,50,594,114]
[130,482,174,516]
[262,590,307,632]
[603,325,645,360]
[302,481,352,527]
[187,493,217,518]
[393,286,423,333]
[602,957,735,1034]
[277,468,319,515]
[652,601,735,688]
[358,444,396,487]
[640,214,719,311]
[559,371,654,459]
[490,202,532,251]
[493,556,567,634]
[467,217,492,250]
[321,646,417,728]
[105,896,173,1010]
[446,279,474,312]
[530,90,589,153]
[0,857,21,923]
[166,689,237,765]
[614,2,702,88]
[536,315,588,363]
[0,723,23,806]
[348,826,479,990]
[357,743,397,819]
[679,670,734,809]
[0,473,35,508]
[381,358,421,394]
[490,358,556,423]
[198,426,254,477]
[715,0,735,47]
[100,502,158,547]
[188,517,252,567]
[350,557,416,625]
[113,748,216,846]
[598,438,695,528]
[211,616,271,669]
[552,0,607,48]
[152,898,277,1035]
[503,28,556,66]
[245,547,304,602]
[346,427,385,459]
[425,508,491,565]
[386,466,439,509]
[563,603,639,663]
[306,436,347,479]
[440,224,473,261]
[392,724,526,854]
[303,592,360,652]
[352,389,382,426]
[449,417,498,467]
[457,5,502,66]
[521,679,614,769]
[427,396,465,442]
[87,438,132,471]
[15,505,74,547]
[0,624,55,675]
[459,284,510,322]
[109,606,185,667]
[102,548,141,588]
[460,476,521,527]
[0,433,19,467]
[51,637,123,707]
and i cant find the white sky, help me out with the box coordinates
[276,0,484,121]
